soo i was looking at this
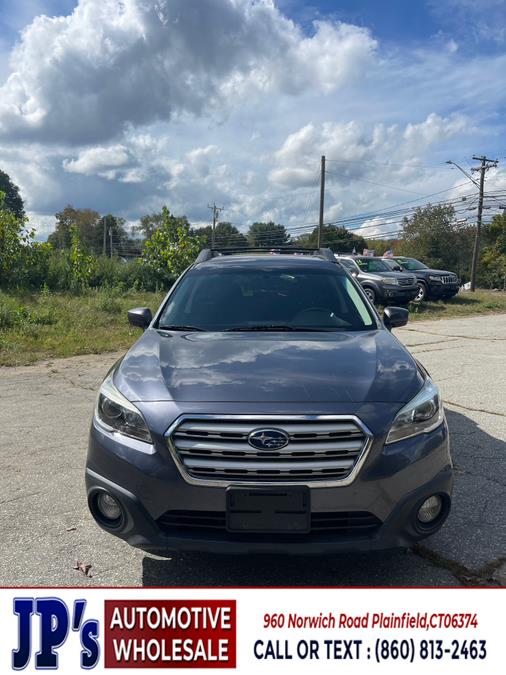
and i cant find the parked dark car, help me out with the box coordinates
[383,257,460,302]
[336,255,419,305]
[86,248,452,555]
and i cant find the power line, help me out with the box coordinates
[207,202,224,248]
[325,170,426,196]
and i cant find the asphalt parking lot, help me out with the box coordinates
[0,314,504,587]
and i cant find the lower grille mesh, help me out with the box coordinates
[398,276,416,286]
[157,510,381,537]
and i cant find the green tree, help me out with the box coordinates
[398,204,473,280]
[294,224,367,253]
[141,207,202,281]
[68,224,97,291]
[247,221,289,247]
[199,222,248,248]
[478,212,506,289]
[0,191,33,287]
[0,169,25,219]
[48,205,101,250]
[135,211,164,241]
[364,238,401,256]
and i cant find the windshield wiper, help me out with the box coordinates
[158,324,206,332]
[225,325,338,332]
[225,325,296,332]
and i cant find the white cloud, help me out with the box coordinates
[28,211,56,239]
[427,0,506,45]
[270,114,470,190]
[0,0,504,239]
[0,0,376,145]
[63,145,130,176]
[402,113,468,151]
[354,216,392,238]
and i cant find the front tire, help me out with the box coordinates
[414,282,427,303]
[363,287,376,304]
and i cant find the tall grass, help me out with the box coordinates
[0,288,165,366]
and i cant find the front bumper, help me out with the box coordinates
[428,283,459,298]
[380,286,419,304]
[86,412,453,555]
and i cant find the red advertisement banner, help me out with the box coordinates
[104,599,236,668]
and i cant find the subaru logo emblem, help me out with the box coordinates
[248,428,289,450]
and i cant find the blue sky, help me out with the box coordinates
[0,0,505,239]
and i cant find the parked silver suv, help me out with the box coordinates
[336,255,419,305]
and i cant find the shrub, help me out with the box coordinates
[0,293,55,329]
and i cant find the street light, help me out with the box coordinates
[445,160,480,187]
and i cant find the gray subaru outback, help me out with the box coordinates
[86,248,452,554]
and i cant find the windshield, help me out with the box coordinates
[339,258,359,272]
[355,258,391,273]
[383,259,404,271]
[158,266,376,331]
[396,258,428,271]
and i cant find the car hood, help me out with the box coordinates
[361,271,415,282]
[378,271,416,281]
[114,328,423,404]
[421,268,457,276]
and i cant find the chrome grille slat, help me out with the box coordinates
[184,457,356,472]
[178,449,361,460]
[176,421,361,437]
[174,437,364,454]
[168,415,371,486]
[440,275,457,285]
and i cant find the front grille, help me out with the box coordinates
[157,509,382,538]
[398,276,416,287]
[167,416,371,485]
[440,275,457,285]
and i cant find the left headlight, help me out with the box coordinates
[95,371,152,443]
[385,377,444,444]
[382,277,399,285]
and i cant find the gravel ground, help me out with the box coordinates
[0,314,504,587]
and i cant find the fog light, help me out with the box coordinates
[96,492,122,523]
[417,495,443,524]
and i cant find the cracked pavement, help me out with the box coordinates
[0,314,504,587]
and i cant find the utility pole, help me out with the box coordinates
[207,202,224,249]
[317,155,326,248]
[470,155,498,291]
[103,220,106,256]
[109,227,113,259]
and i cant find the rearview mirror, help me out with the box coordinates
[128,307,152,329]
[383,306,408,330]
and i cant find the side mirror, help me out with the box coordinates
[128,307,152,329]
[383,306,408,330]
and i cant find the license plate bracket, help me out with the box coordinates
[226,487,310,533]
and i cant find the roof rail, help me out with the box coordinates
[194,246,339,263]
[318,247,336,262]
[211,246,316,255]
[194,249,215,264]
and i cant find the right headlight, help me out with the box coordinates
[95,371,152,443]
[382,277,399,285]
[385,377,444,444]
